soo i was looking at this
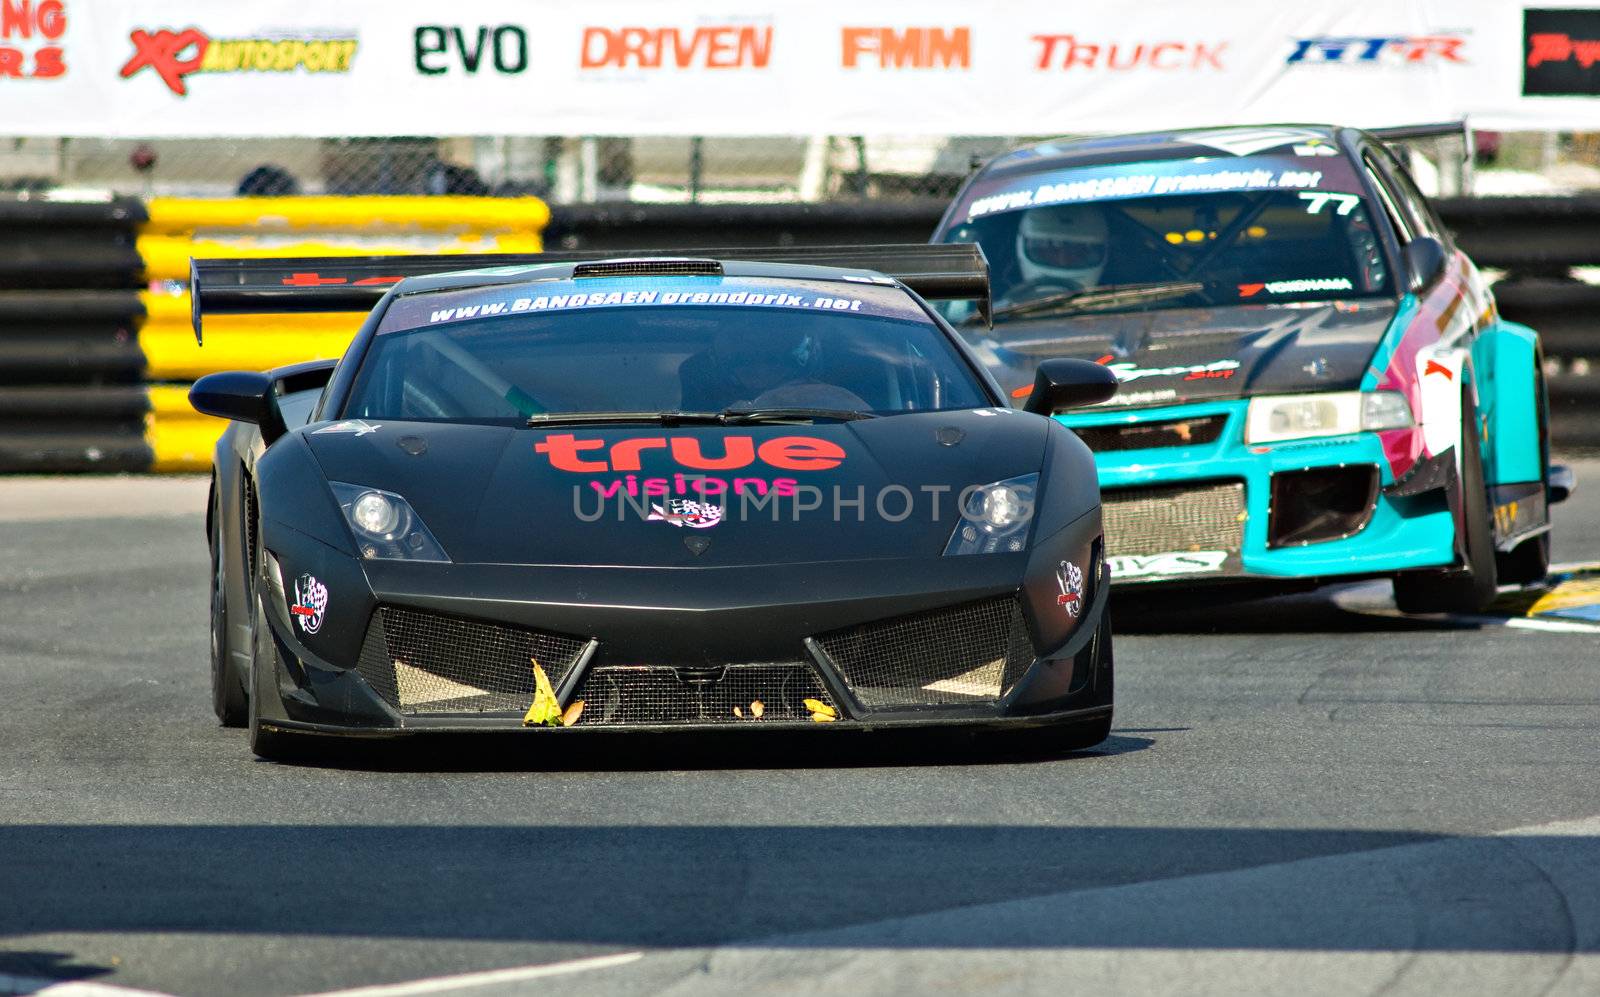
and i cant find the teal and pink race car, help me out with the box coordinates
[934,124,1573,612]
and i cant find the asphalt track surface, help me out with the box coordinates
[2,464,1599,997]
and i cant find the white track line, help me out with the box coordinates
[297,952,645,997]
[4,980,174,997]
[1330,580,1600,633]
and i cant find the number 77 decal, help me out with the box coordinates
[1299,192,1361,215]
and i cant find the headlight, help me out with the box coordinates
[329,481,450,562]
[944,473,1038,556]
[1244,391,1413,445]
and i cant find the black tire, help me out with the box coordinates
[210,484,248,727]
[1393,391,1498,613]
[1498,531,1551,587]
[246,625,312,762]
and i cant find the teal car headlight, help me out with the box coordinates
[329,481,450,562]
[1244,391,1413,445]
[944,473,1038,556]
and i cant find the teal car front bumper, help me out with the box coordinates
[1056,400,1459,585]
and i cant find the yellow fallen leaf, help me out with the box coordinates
[810,711,838,723]
[802,698,836,718]
[561,699,585,727]
[522,658,562,727]
[750,699,765,718]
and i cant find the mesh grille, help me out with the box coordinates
[572,663,835,726]
[815,597,1034,710]
[1073,415,1227,453]
[573,260,722,278]
[242,471,259,580]
[1101,481,1246,558]
[355,607,589,715]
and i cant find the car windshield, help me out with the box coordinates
[343,280,989,423]
[935,163,1392,324]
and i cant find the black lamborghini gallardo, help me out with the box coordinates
[191,246,1117,758]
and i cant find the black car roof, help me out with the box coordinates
[392,259,909,298]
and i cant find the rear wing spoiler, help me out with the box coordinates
[188,243,990,343]
[1367,121,1474,158]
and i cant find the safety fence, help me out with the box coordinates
[1,192,1597,474]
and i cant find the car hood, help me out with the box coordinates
[301,410,1050,567]
[975,300,1399,409]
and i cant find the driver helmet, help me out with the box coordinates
[1016,204,1109,292]
[713,325,817,396]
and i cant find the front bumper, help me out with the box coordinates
[253,533,1113,735]
[1056,400,1458,585]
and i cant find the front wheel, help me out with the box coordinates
[246,643,312,763]
[1393,391,1498,613]
[210,484,247,727]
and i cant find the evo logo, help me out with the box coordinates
[414,25,528,75]
[1108,550,1228,579]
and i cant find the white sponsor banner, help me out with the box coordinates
[2,0,1598,137]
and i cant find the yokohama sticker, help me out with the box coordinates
[1108,551,1227,579]
[290,574,328,634]
[1238,277,1354,298]
[1056,560,1084,617]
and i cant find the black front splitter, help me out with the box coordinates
[258,704,1112,741]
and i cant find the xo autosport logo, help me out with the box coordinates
[120,26,358,96]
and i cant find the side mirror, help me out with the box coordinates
[189,370,289,444]
[1404,236,1448,293]
[1022,358,1119,415]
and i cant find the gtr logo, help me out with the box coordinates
[1286,36,1466,65]
[535,434,846,473]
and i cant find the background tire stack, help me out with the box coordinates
[0,196,149,472]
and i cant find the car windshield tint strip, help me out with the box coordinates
[952,153,1366,224]
[381,276,931,333]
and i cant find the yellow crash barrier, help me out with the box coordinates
[144,196,552,235]
[146,385,230,473]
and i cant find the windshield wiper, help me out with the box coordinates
[526,410,726,428]
[719,407,877,424]
[989,281,1206,322]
